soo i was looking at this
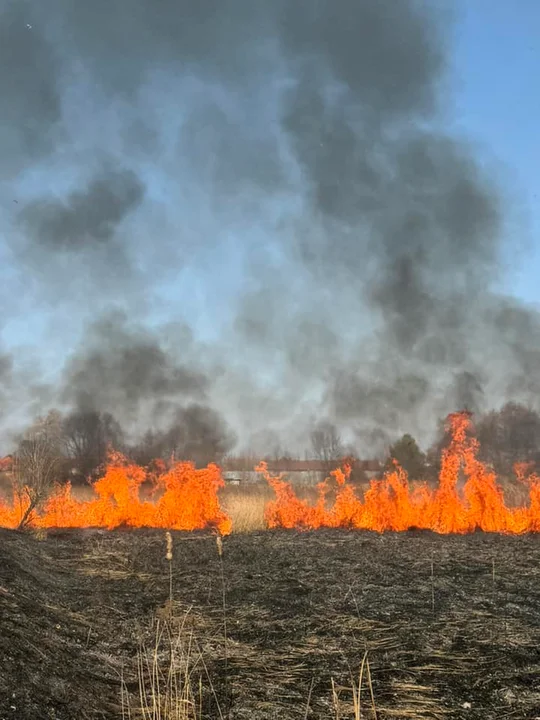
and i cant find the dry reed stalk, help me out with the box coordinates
[491,556,496,642]
[333,653,378,720]
[215,534,229,711]
[303,677,315,720]
[119,534,225,720]
[331,677,340,720]
[137,618,200,720]
[365,654,378,720]
[122,611,226,720]
[430,552,435,613]
[166,531,174,608]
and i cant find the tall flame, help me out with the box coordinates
[260,412,540,534]
[0,452,231,535]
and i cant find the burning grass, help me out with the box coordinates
[0,454,231,535]
[259,412,540,534]
[3,412,540,535]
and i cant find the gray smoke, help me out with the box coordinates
[60,313,208,429]
[20,168,145,251]
[0,2,61,172]
[0,352,14,422]
[159,404,236,467]
[0,0,536,457]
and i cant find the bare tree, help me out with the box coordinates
[62,409,124,480]
[163,404,236,467]
[310,421,344,466]
[476,402,540,476]
[13,410,64,529]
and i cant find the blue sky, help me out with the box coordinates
[451,0,540,304]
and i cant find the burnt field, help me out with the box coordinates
[1,528,540,720]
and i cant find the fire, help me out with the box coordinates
[261,412,540,534]
[0,452,231,535]
[2,411,540,534]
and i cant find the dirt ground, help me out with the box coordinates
[1,527,540,720]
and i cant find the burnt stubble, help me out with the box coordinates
[1,528,539,719]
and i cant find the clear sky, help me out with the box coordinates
[451,0,540,304]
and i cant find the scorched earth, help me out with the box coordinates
[1,526,539,720]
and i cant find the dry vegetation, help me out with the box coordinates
[220,481,337,533]
[219,485,271,533]
[2,525,540,720]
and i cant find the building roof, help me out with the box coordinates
[222,458,381,473]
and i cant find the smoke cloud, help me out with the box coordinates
[60,313,208,431]
[0,2,61,171]
[20,168,145,251]
[0,0,536,457]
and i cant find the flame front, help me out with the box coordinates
[2,412,540,534]
[0,452,232,535]
[261,412,540,534]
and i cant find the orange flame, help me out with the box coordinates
[2,412,540,535]
[0,452,231,535]
[261,412,540,534]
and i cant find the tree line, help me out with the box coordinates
[4,401,540,528]
[4,405,234,485]
[383,402,540,483]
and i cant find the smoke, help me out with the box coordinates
[20,168,145,251]
[60,312,208,428]
[0,352,14,421]
[0,2,61,172]
[159,404,236,467]
[0,0,536,457]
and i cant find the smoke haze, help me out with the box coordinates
[0,0,535,456]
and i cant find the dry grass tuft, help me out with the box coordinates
[331,652,378,720]
[122,616,207,720]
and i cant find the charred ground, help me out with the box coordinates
[1,528,539,719]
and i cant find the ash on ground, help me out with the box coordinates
[1,528,539,719]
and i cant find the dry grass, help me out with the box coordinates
[220,484,271,533]
[220,481,327,533]
[498,476,531,507]
[0,473,12,501]
[122,615,211,720]
[122,534,222,720]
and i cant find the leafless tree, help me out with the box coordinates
[13,410,64,529]
[476,402,540,476]
[62,410,124,480]
[310,421,344,466]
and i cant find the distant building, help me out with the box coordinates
[222,458,381,485]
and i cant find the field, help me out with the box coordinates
[2,526,540,720]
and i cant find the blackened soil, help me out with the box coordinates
[1,528,539,719]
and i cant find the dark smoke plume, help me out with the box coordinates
[136,404,236,467]
[0,0,536,457]
[60,313,208,428]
